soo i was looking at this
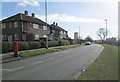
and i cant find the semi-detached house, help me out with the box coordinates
[2,11,68,42]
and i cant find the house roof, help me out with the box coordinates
[2,13,50,26]
[50,24,67,32]
[2,11,67,32]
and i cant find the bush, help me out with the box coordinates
[59,40,70,46]
[29,42,41,49]
[2,42,13,53]
[18,42,29,51]
[48,41,59,47]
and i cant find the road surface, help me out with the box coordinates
[2,44,104,80]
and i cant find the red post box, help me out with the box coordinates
[14,41,19,57]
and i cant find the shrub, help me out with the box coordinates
[59,40,70,46]
[29,42,41,49]
[18,42,29,51]
[2,42,13,53]
[48,41,59,47]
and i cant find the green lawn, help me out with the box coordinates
[20,44,80,57]
[77,45,118,80]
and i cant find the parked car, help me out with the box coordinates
[85,41,91,45]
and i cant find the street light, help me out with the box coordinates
[105,19,107,45]
[45,0,48,49]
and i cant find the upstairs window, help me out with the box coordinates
[43,26,47,30]
[33,23,39,29]
[14,22,18,27]
[9,22,12,28]
[2,23,6,29]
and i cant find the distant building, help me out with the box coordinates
[74,32,79,43]
[74,32,78,40]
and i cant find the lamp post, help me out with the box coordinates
[105,19,107,45]
[45,0,48,49]
[79,26,80,44]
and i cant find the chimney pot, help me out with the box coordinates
[32,13,35,17]
[53,22,55,25]
[24,10,28,16]
[56,23,58,26]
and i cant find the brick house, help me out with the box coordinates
[50,22,68,40]
[2,11,68,42]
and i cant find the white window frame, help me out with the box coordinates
[43,26,47,30]
[33,23,39,29]
[34,34,39,40]
[14,22,18,27]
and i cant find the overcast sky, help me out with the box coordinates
[1,0,119,40]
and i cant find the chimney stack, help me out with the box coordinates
[32,13,35,17]
[53,22,55,25]
[56,23,58,26]
[24,10,28,16]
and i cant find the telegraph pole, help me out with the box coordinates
[79,26,80,44]
[79,26,80,39]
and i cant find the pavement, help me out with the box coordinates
[2,44,104,80]
[1,47,53,63]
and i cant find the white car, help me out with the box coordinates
[85,41,91,45]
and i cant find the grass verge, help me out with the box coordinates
[77,45,118,80]
[19,44,80,57]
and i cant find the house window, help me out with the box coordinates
[43,26,47,30]
[9,22,12,28]
[29,22,32,28]
[59,31,63,34]
[2,23,6,29]
[52,30,55,33]
[43,35,47,38]
[34,34,39,40]
[2,34,7,40]
[33,23,39,29]
[64,31,66,34]
[14,22,18,27]
[14,34,18,40]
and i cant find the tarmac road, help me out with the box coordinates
[2,44,104,80]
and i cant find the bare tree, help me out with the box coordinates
[85,36,93,42]
[97,28,108,43]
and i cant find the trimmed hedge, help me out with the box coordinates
[2,40,71,53]
[48,41,59,47]
[2,42,13,53]
[59,40,70,46]
[29,42,41,49]
[18,42,29,51]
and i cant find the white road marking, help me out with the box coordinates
[48,57,55,60]
[33,61,43,65]
[0,69,12,72]
[11,66,24,71]
[0,66,24,72]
